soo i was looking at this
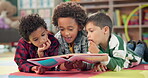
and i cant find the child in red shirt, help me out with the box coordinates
[14,14,59,74]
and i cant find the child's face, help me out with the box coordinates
[58,17,79,44]
[28,27,49,48]
[86,22,105,45]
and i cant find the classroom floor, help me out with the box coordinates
[0,51,18,77]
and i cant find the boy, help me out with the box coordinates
[52,1,90,71]
[14,14,59,74]
[85,12,147,72]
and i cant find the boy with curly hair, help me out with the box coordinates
[52,1,90,71]
[14,14,59,74]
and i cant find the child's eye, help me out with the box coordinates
[59,28,64,31]
[33,38,38,41]
[68,29,73,31]
[41,33,45,36]
[90,30,93,32]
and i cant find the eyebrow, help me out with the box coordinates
[87,28,93,31]
[59,26,74,29]
[67,26,74,28]
[41,30,46,34]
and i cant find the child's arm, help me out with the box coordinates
[14,40,37,72]
[68,55,108,64]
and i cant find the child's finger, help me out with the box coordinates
[94,65,98,72]
[89,41,96,46]
[101,65,106,72]
[96,65,102,72]
[42,44,46,48]
[45,42,50,49]
[47,38,51,45]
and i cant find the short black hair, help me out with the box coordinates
[52,1,87,29]
[86,12,113,35]
[19,14,47,41]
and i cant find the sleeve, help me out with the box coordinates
[103,36,127,72]
[54,32,65,55]
[81,35,89,53]
[14,39,36,73]
[58,45,64,55]
[48,36,60,56]
[106,55,125,71]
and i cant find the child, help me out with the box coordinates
[52,1,90,71]
[84,12,147,72]
[14,14,59,74]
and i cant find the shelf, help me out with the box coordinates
[76,0,109,4]
[113,25,148,29]
[113,25,141,29]
[141,25,148,28]
[113,2,148,8]
[84,5,109,10]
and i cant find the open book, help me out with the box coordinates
[27,53,108,68]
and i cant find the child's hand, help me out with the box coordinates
[63,61,86,71]
[73,60,86,70]
[88,41,100,54]
[64,61,74,70]
[31,66,46,74]
[92,63,107,72]
[37,38,51,57]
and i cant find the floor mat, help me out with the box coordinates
[9,64,148,78]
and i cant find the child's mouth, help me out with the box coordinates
[65,37,72,42]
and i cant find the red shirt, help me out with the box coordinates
[14,34,59,72]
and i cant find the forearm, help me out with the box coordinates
[69,55,108,64]
[14,56,35,72]
[17,61,35,72]
[106,57,125,71]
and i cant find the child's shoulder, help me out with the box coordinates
[109,34,124,47]
[18,37,27,43]
[48,33,59,42]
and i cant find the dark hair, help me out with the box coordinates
[52,1,87,29]
[86,12,113,35]
[19,14,47,41]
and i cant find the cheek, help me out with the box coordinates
[31,41,39,47]
[72,30,79,37]
[60,31,66,37]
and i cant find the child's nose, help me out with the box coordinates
[65,31,70,35]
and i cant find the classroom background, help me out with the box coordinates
[0,0,148,78]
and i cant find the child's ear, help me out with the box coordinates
[103,26,109,34]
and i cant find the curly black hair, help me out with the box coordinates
[19,14,47,41]
[52,1,87,29]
